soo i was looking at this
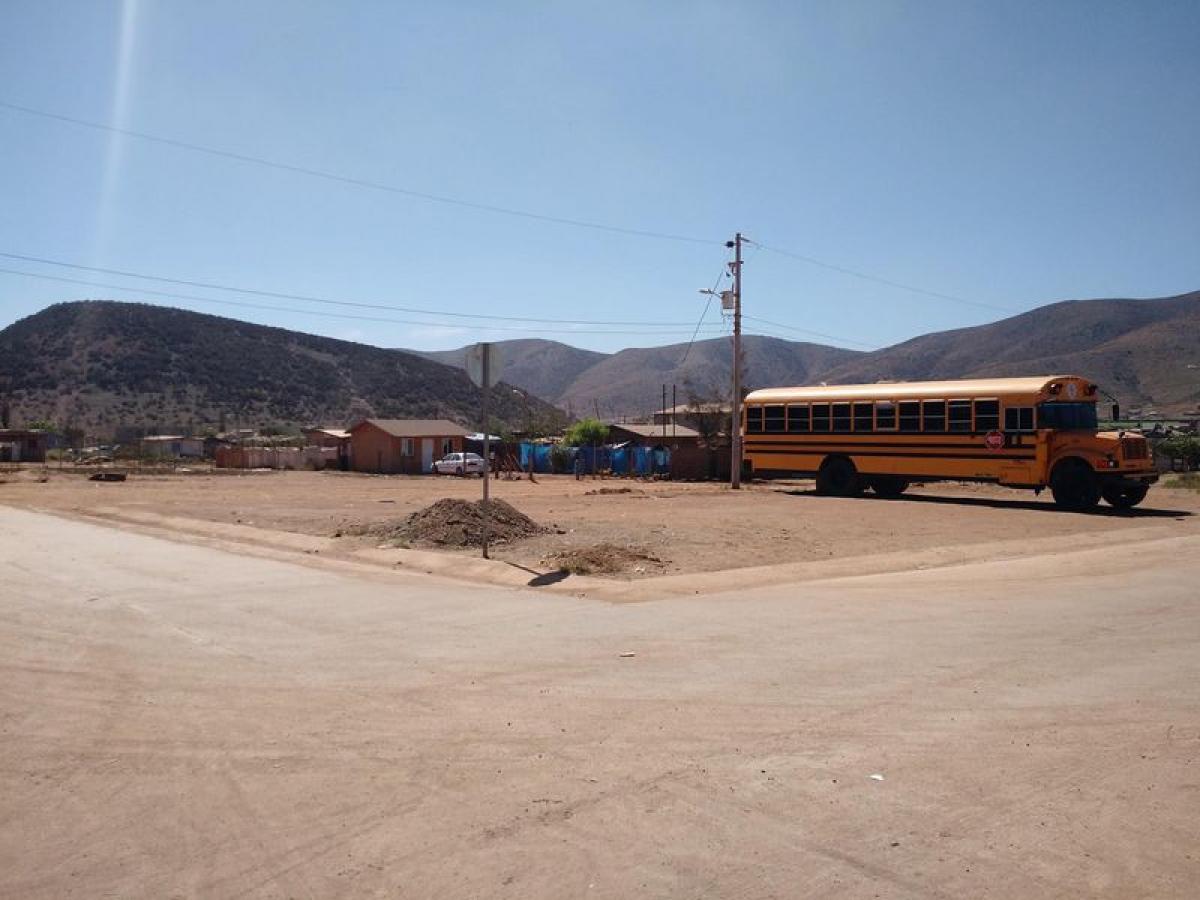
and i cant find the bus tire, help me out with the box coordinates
[1050,459,1101,511]
[869,476,910,498]
[1101,484,1148,509]
[817,457,864,497]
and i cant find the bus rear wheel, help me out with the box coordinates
[817,457,864,497]
[1050,460,1101,511]
[869,476,910,499]
[1102,484,1148,509]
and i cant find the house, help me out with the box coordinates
[140,435,205,458]
[651,402,731,431]
[348,419,470,474]
[304,427,352,470]
[0,429,49,463]
[606,422,700,448]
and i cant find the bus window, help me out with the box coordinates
[832,403,852,432]
[1038,402,1097,431]
[923,400,946,432]
[876,401,897,430]
[787,404,809,433]
[948,400,972,432]
[811,403,830,432]
[898,401,920,432]
[746,406,763,434]
[764,405,786,433]
[1005,406,1035,432]
[852,402,873,432]
[974,399,1000,432]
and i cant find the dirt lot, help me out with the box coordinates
[3,467,1198,580]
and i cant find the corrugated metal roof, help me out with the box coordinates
[351,418,471,438]
[609,422,700,439]
[305,428,350,439]
[745,376,1088,404]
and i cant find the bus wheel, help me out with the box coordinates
[869,476,910,498]
[1050,460,1101,511]
[817,457,864,497]
[1101,484,1148,509]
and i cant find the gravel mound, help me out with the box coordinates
[386,498,545,548]
[545,543,664,576]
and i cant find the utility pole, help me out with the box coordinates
[481,344,491,559]
[729,233,744,489]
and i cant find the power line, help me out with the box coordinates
[0,250,714,328]
[0,99,717,247]
[748,239,1015,313]
[741,314,878,349]
[0,267,727,337]
[679,264,729,367]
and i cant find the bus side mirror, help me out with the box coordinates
[1111,403,1120,422]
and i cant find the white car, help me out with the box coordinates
[434,451,485,476]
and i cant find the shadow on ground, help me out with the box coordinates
[775,487,1194,518]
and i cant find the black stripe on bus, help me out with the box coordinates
[747,448,1037,461]
[744,438,1029,450]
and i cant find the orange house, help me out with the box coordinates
[348,419,470,474]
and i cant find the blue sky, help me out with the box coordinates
[1,1,1197,354]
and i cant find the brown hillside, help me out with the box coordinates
[0,301,563,437]
[823,291,1200,415]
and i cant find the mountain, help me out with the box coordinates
[0,301,563,436]
[422,292,1199,417]
[415,339,610,405]
[556,336,860,417]
[416,335,862,417]
[822,291,1200,415]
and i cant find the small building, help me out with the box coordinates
[606,422,700,447]
[140,435,205,458]
[0,429,49,463]
[348,419,470,474]
[651,402,731,431]
[303,427,352,471]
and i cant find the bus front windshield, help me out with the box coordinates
[1037,401,1098,431]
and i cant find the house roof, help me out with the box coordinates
[608,422,700,439]
[305,427,351,439]
[351,418,470,438]
[142,434,189,441]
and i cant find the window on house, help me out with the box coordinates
[764,405,786,433]
[811,403,830,432]
[948,400,972,432]
[852,402,873,432]
[745,406,764,434]
[974,399,1000,432]
[875,401,897,430]
[1005,406,1035,432]
[442,437,455,455]
[401,438,414,456]
[923,400,946,432]
[898,401,920,432]
[832,403,852,433]
[787,404,810,433]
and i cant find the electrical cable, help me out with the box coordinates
[0,100,717,246]
[0,267,727,337]
[0,250,710,328]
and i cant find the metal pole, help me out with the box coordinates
[731,233,743,489]
[481,344,491,559]
[672,384,676,438]
[662,384,667,440]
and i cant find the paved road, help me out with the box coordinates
[2,506,1198,899]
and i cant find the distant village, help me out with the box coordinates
[0,403,748,479]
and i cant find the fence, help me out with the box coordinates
[215,446,332,470]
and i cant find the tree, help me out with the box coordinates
[562,417,608,447]
[683,379,732,446]
[1157,434,1200,470]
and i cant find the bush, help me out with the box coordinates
[1157,435,1200,470]
[562,417,608,447]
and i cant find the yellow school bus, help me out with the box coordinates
[742,375,1158,510]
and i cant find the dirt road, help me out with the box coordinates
[2,506,1198,898]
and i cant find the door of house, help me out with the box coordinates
[421,438,434,473]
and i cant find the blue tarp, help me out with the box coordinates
[517,442,670,476]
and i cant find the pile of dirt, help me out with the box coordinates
[545,543,664,576]
[380,498,546,548]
